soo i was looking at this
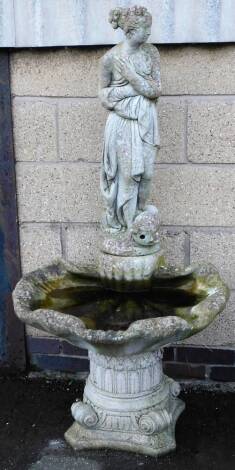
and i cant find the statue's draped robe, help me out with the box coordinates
[101,56,160,231]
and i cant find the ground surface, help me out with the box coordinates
[0,376,234,470]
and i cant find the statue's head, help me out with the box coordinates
[109,5,152,46]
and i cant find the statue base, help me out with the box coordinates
[99,251,164,285]
[65,350,185,457]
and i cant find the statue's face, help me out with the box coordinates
[128,21,151,46]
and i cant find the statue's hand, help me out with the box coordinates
[115,57,136,81]
[99,88,115,110]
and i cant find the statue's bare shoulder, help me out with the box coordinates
[142,44,160,65]
[142,44,161,85]
[100,43,123,71]
[99,44,123,88]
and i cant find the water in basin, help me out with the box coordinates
[31,271,207,331]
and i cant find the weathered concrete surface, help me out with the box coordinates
[13,99,57,162]
[65,225,187,268]
[188,101,235,163]
[1,0,235,47]
[16,163,101,223]
[65,224,100,267]
[184,292,235,347]
[58,99,186,164]
[12,96,187,164]
[11,49,105,97]
[26,325,54,338]
[161,230,188,267]
[13,258,229,356]
[20,223,62,274]
[11,46,235,97]
[153,166,235,227]
[190,230,235,289]
[160,46,235,95]
[12,96,235,167]
[158,100,186,163]
[58,100,107,163]
[16,164,235,226]
[66,350,184,457]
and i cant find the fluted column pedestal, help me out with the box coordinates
[65,350,185,457]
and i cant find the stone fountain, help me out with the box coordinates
[13,5,229,458]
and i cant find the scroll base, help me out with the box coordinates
[65,398,184,457]
[65,351,185,457]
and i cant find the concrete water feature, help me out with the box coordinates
[13,259,228,456]
[13,5,229,458]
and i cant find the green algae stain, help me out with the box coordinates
[29,265,214,332]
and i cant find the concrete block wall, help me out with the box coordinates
[10,46,235,378]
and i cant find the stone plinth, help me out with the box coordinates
[65,350,185,457]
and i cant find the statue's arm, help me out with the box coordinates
[116,46,161,100]
[149,46,161,97]
[98,53,114,110]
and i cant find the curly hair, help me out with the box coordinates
[109,5,152,37]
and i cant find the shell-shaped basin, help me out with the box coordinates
[13,259,229,356]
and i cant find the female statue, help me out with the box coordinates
[99,6,161,236]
